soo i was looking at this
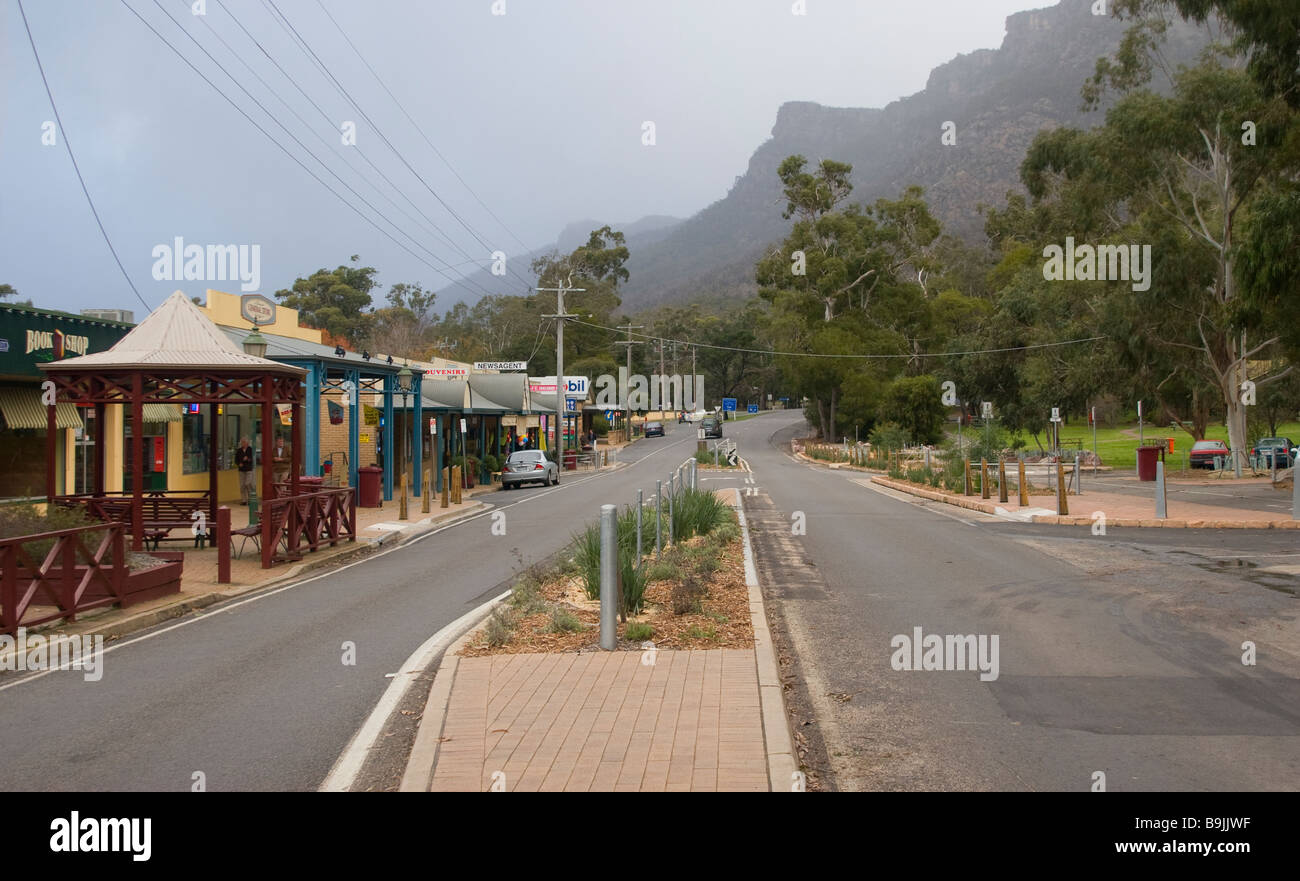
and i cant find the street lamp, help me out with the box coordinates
[242,326,268,359]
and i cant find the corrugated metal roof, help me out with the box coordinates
[221,326,401,372]
[421,380,468,410]
[40,291,304,374]
[0,387,83,429]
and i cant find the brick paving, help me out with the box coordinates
[428,649,769,792]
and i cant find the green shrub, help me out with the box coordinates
[484,607,515,647]
[619,550,648,616]
[673,573,706,615]
[869,422,909,453]
[571,523,602,601]
[670,487,730,543]
[482,453,500,474]
[544,608,584,634]
[625,621,653,641]
[0,500,109,566]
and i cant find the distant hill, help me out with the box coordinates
[438,0,1212,313]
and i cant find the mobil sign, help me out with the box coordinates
[529,376,589,399]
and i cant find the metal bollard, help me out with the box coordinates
[656,479,662,558]
[599,504,617,650]
[1155,460,1167,518]
[636,488,643,561]
[1074,453,1082,496]
[668,490,674,548]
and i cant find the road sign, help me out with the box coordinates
[722,398,737,412]
[429,417,437,435]
[981,401,993,419]
[459,418,467,433]
[726,448,739,466]
[566,398,577,412]
[747,404,758,414]
[1050,407,1062,423]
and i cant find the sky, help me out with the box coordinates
[2,0,1048,317]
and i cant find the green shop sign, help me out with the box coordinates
[0,303,131,379]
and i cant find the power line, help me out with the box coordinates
[262,0,536,294]
[18,0,150,311]
[314,0,531,253]
[568,317,1107,359]
[119,0,479,290]
[188,0,501,300]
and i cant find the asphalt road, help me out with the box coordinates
[727,412,1299,791]
[0,424,702,792]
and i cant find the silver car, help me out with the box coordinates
[501,450,559,489]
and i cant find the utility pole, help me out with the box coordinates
[658,338,666,417]
[540,278,583,456]
[615,323,643,426]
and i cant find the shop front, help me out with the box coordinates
[0,303,131,500]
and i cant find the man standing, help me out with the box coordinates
[235,436,255,504]
[272,435,289,485]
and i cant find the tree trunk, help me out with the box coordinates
[828,387,839,442]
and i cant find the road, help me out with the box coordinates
[0,424,702,791]
[3,410,1295,792]
[727,412,1299,791]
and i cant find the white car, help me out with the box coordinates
[501,450,559,489]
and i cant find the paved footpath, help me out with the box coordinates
[427,649,768,792]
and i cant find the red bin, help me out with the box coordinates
[1136,446,1161,482]
[358,466,383,507]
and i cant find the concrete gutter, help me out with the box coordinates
[870,475,1300,529]
[734,488,799,792]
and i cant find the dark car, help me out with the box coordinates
[701,416,722,439]
[644,421,664,437]
[1251,437,1296,468]
[1189,439,1229,469]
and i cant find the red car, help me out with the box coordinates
[1188,439,1229,469]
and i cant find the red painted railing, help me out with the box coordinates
[262,486,357,568]
[0,522,125,635]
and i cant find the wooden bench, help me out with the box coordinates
[72,492,211,551]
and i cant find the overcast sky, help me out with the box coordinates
[2,0,1047,316]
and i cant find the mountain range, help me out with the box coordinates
[438,0,1212,314]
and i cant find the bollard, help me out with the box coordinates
[441,467,449,508]
[668,490,674,548]
[1155,460,1167,518]
[422,465,431,513]
[656,479,662,558]
[1018,459,1029,507]
[1074,453,1082,496]
[964,460,972,496]
[399,471,408,521]
[980,459,990,499]
[924,447,931,470]
[1293,460,1299,519]
[998,457,1008,504]
[636,489,643,561]
[1056,462,1069,516]
[216,505,231,584]
[599,504,617,650]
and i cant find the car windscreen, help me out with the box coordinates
[507,452,544,464]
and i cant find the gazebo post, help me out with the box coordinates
[93,402,106,498]
[346,368,360,490]
[260,377,274,569]
[45,388,57,503]
[208,400,219,528]
[131,374,144,551]
[291,400,301,497]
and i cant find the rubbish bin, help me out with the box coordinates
[1167,437,1175,454]
[563,449,578,471]
[358,466,383,507]
[1136,445,1161,482]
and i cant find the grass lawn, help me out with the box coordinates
[949,420,1300,471]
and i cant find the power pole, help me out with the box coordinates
[658,337,665,416]
[540,278,583,455]
[614,323,643,424]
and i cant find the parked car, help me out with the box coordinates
[1188,439,1229,469]
[1251,437,1296,468]
[644,420,664,437]
[701,416,722,439]
[501,450,558,489]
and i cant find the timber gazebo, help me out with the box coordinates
[40,291,352,569]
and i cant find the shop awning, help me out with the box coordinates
[0,387,84,430]
[142,404,183,423]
